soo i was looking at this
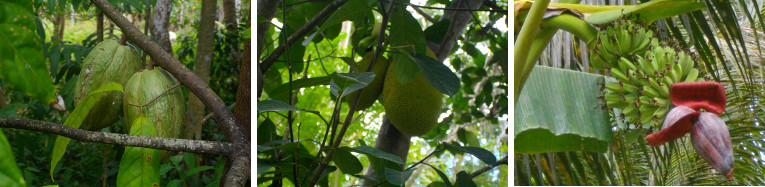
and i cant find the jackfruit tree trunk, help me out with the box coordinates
[362,117,411,186]
[54,12,66,40]
[184,0,217,141]
[366,0,483,185]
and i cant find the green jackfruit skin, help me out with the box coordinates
[124,69,185,160]
[74,39,140,130]
[382,57,443,137]
[346,52,389,111]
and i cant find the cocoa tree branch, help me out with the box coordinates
[90,0,244,145]
[0,118,239,156]
[259,0,349,72]
[224,155,251,186]
[470,156,508,178]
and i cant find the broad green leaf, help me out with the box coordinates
[319,0,375,31]
[454,171,477,187]
[384,168,414,186]
[424,19,451,44]
[257,99,304,112]
[392,49,420,84]
[461,147,497,166]
[350,145,405,165]
[50,82,123,180]
[0,1,57,105]
[515,66,611,154]
[330,72,375,98]
[583,0,705,24]
[413,54,460,96]
[116,117,160,187]
[424,163,452,187]
[390,6,426,54]
[331,147,363,174]
[268,76,332,103]
[0,131,26,187]
[457,128,480,147]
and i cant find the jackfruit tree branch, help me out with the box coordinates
[90,0,244,145]
[259,0,349,73]
[307,0,394,186]
[0,118,238,156]
[470,156,508,178]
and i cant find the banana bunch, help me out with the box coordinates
[603,44,705,126]
[590,20,655,70]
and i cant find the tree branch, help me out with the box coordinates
[470,156,508,178]
[412,6,436,23]
[0,118,238,156]
[90,0,244,145]
[259,0,349,73]
[224,155,250,186]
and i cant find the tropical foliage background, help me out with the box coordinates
[256,0,508,186]
[515,0,765,185]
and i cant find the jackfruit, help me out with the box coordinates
[346,52,389,111]
[382,50,443,136]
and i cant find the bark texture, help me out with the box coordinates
[184,0,218,140]
[223,0,241,62]
[151,0,174,55]
[235,21,251,139]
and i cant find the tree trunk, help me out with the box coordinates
[365,0,484,185]
[184,0,217,140]
[256,0,282,99]
[97,11,104,42]
[234,11,251,141]
[362,117,411,186]
[54,12,66,41]
[222,0,240,62]
[151,0,173,55]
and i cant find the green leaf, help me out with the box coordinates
[424,163,452,187]
[319,0,375,31]
[392,49,420,84]
[50,82,123,180]
[331,147,363,174]
[0,1,57,105]
[457,128,480,147]
[424,19,450,44]
[390,6,426,54]
[584,0,705,24]
[257,99,304,112]
[412,53,459,96]
[461,147,497,166]
[454,171,477,187]
[268,76,332,103]
[515,66,612,154]
[350,145,405,165]
[330,72,375,98]
[116,117,161,187]
[0,131,26,187]
[384,168,414,186]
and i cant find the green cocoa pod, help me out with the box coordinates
[124,69,185,160]
[74,39,140,130]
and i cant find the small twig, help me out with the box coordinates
[307,0,394,186]
[260,0,349,73]
[387,0,500,13]
[470,156,508,178]
[412,6,436,23]
[126,83,181,107]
